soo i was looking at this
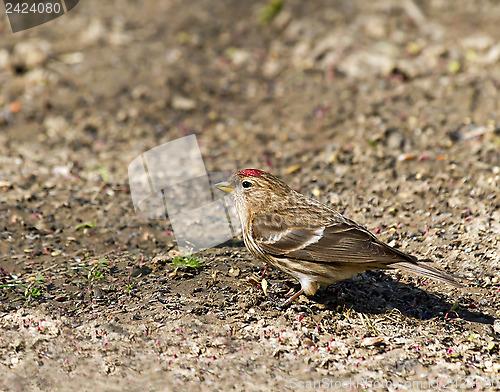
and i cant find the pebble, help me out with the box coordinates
[12,40,51,69]
[0,49,9,70]
[172,96,197,111]
[494,320,500,335]
[311,187,321,197]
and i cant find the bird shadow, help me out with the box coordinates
[303,271,494,325]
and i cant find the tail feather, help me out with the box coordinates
[392,261,463,287]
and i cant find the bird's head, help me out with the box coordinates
[216,169,291,213]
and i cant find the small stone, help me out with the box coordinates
[494,319,500,334]
[0,49,9,70]
[168,249,181,259]
[359,337,385,347]
[12,39,51,69]
[172,96,197,111]
[44,116,68,137]
[302,337,315,348]
[152,254,169,265]
[228,268,240,277]
[58,52,84,65]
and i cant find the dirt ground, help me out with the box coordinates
[1,0,500,391]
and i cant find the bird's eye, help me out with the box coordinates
[242,180,252,188]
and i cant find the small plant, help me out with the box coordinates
[170,255,205,268]
[75,220,97,230]
[24,275,46,300]
[97,164,109,183]
[88,164,110,183]
[445,300,460,320]
[258,0,283,25]
[72,257,110,283]
[0,275,46,302]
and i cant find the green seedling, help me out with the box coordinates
[72,257,110,283]
[258,0,283,25]
[445,300,459,320]
[97,164,109,183]
[170,255,205,268]
[75,220,97,230]
[0,275,46,302]
[88,164,110,183]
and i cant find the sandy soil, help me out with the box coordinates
[1,0,499,391]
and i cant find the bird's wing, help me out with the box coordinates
[251,213,462,287]
[252,217,411,265]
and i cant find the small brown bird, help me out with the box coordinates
[216,169,461,306]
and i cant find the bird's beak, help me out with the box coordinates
[215,181,233,193]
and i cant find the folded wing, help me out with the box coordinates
[252,216,461,286]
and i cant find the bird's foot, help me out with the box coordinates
[263,287,304,308]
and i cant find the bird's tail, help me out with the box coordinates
[392,261,463,287]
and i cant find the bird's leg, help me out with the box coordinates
[279,288,304,308]
[260,281,304,308]
[259,264,268,278]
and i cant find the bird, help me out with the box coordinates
[216,168,462,306]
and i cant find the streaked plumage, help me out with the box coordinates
[216,169,461,305]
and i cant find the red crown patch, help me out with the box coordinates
[237,169,265,178]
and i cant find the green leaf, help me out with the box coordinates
[76,221,97,230]
[171,255,204,268]
[258,0,283,25]
[98,164,109,183]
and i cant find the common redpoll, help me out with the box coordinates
[216,169,461,306]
